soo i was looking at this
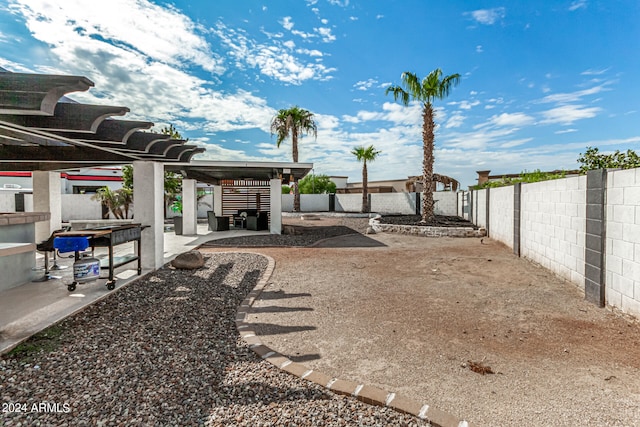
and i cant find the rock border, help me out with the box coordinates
[369,215,486,238]
[233,250,472,427]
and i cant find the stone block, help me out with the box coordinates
[613,205,635,223]
[624,186,640,206]
[606,287,622,307]
[610,168,636,188]
[606,221,623,240]
[621,295,640,315]
[622,259,640,283]
[623,223,640,244]
[585,278,604,306]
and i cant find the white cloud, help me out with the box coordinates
[451,100,480,110]
[315,27,336,42]
[476,45,483,53]
[9,0,224,74]
[281,17,294,30]
[296,48,323,57]
[445,113,465,129]
[465,7,506,25]
[540,104,601,125]
[489,112,535,127]
[555,128,578,134]
[581,68,610,76]
[5,0,281,134]
[213,22,335,84]
[353,78,378,91]
[499,138,532,148]
[539,84,609,104]
[569,0,587,11]
[342,102,422,126]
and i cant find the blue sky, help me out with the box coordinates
[1,0,638,187]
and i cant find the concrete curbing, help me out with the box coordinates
[230,250,473,427]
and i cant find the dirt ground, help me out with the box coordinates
[204,217,640,426]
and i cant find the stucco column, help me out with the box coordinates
[270,178,282,235]
[213,185,223,216]
[33,171,61,242]
[133,161,164,270]
[182,179,197,235]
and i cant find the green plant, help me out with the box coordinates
[6,324,64,362]
[270,106,318,212]
[471,169,568,189]
[298,174,337,194]
[170,196,182,214]
[386,69,460,223]
[91,187,132,219]
[351,145,381,213]
[578,146,640,173]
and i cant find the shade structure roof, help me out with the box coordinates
[0,70,205,171]
[164,160,313,185]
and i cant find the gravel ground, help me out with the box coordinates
[1,252,428,426]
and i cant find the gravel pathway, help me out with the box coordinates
[1,252,428,426]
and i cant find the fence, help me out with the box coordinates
[464,168,640,317]
[282,191,458,215]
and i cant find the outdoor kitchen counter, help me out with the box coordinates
[0,212,51,291]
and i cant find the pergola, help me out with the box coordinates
[0,70,311,271]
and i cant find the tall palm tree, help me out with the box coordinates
[351,145,381,213]
[270,106,317,212]
[386,69,460,223]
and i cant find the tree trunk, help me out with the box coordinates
[362,161,368,213]
[293,179,301,212]
[422,104,435,223]
[292,129,300,212]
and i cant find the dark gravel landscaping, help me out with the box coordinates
[377,215,479,228]
[1,252,428,426]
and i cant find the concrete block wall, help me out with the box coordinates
[0,193,15,211]
[61,194,103,221]
[605,168,640,314]
[335,194,361,213]
[488,185,514,247]
[433,192,458,216]
[472,189,488,228]
[301,194,330,211]
[519,176,587,286]
[282,194,294,212]
[370,193,417,215]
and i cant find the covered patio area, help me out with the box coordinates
[0,70,312,289]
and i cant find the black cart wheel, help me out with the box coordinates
[68,283,77,292]
[106,281,116,290]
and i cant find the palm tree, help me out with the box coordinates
[386,69,460,223]
[270,106,317,212]
[91,187,131,219]
[351,145,381,213]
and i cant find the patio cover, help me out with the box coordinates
[0,70,204,170]
[165,160,312,184]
